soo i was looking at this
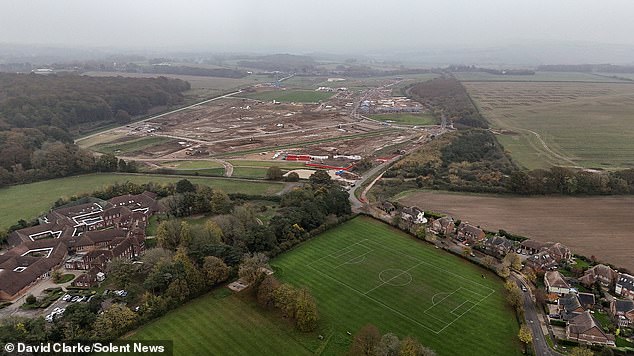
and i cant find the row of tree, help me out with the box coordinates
[348,324,436,356]
[257,275,319,332]
[0,144,138,189]
[509,166,634,195]
[407,77,488,129]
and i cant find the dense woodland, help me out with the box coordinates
[407,77,488,129]
[0,73,189,130]
[0,73,189,187]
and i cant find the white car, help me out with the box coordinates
[62,294,72,302]
[71,296,80,302]
[52,307,62,314]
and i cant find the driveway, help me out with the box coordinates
[0,270,79,319]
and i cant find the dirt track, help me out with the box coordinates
[399,191,634,272]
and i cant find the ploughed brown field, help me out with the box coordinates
[398,191,634,272]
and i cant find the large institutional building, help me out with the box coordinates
[0,192,162,301]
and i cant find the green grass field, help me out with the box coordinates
[464,81,634,169]
[0,173,284,230]
[158,160,224,170]
[131,289,315,355]
[243,90,334,103]
[130,217,521,356]
[369,113,437,126]
[90,136,174,155]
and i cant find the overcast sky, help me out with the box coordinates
[1,0,633,53]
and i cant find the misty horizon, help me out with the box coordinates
[2,0,634,63]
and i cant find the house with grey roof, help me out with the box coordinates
[610,299,634,327]
[615,273,634,299]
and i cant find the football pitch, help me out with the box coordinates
[273,217,521,355]
[131,217,520,355]
[307,237,494,334]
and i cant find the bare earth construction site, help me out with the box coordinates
[80,81,442,179]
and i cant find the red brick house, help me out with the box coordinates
[566,311,615,346]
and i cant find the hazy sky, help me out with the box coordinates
[1,0,633,52]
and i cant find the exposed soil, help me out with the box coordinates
[399,191,634,272]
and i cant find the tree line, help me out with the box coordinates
[407,77,488,129]
[348,324,436,356]
[377,129,634,197]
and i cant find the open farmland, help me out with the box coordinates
[463,80,634,169]
[0,173,284,230]
[131,217,520,355]
[398,190,634,272]
[455,71,628,82]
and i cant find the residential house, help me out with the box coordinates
[400,206,427,225]
[520,240,549,255]
[545,271,572,296]
[430,216,455,236]
[610,299,634,327]
[579,264,618,288]
[566,311,615,346]
[558,293,585,320]
[615,273,634,299]
[524,241,572,271]
[577,292,596,310]
[482,235,516,258]
[456,223,486,244]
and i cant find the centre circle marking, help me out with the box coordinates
[379,269,413,286]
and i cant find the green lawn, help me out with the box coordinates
[0,173,284,230]
[159,160,224,170]
[130,217,521,356]
[369,113,437,126]
[130,289,314,355]
[231,167,269,179]
[90,136,174,155]
[243,90,334,103]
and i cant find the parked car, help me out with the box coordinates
[71,296,80,302]
[62,294,72,302]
